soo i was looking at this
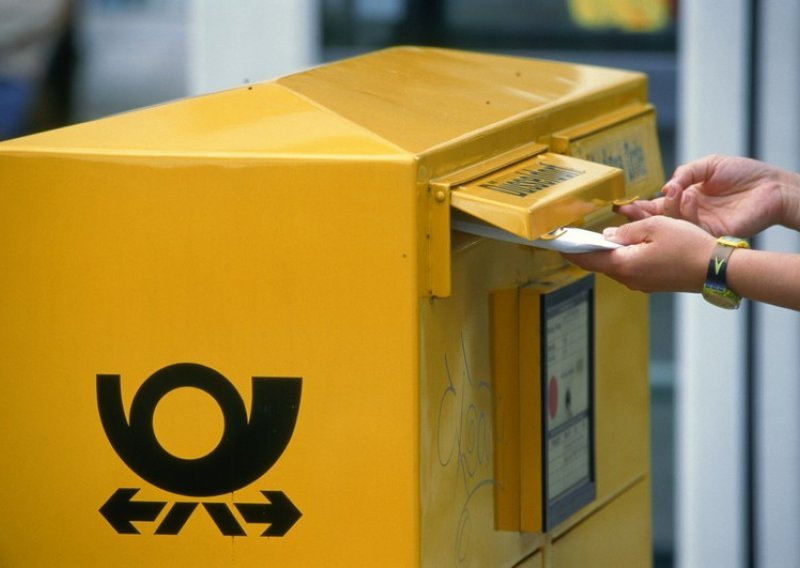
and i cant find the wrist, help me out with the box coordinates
[701,236,749,308]
[778,170,800,231]
[690,236,718,293]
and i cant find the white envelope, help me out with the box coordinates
[452,219,621,253]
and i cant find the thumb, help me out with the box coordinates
[603,219,655,245]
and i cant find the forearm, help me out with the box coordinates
[727,249,800,310]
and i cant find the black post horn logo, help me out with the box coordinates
[97,363,302,536]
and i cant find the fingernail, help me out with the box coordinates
[603,227,617,239]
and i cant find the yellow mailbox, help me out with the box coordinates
[0,47,658,566]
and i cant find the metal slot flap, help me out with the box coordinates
[448,152,624,240]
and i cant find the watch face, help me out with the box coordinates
[718,236,749,249]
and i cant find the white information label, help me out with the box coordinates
[545,294,591,501]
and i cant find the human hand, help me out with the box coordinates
[563,216,716,293]
[615,154,798,237]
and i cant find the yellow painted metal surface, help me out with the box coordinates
[419,239,650,565]
[0,46,654,566]
[420,239,561,566]
[564,110,663,201]
[0,153,421,566]
[490,287,522,532]
[277,46,648,157]
[551,479,652,566]
[3,82,406,156]
[516,552,544,568]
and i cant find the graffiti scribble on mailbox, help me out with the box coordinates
[435,332,493,567]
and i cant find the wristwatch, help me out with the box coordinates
[702,236,749,309]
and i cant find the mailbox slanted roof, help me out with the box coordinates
[0,46,645,160]
[279,46,647,154]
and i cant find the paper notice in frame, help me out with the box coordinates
[509,269,596,533]
[540,274,596,530]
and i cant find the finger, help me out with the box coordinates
[562,250,615,273]
[634,199,664,215]
[665,157,713,192]
[604,218,656,245]
[662,158,716,218]
[662,181,683,218]
[616,200,657,220]
[679,190,701,227]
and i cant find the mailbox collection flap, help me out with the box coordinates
[449,152,625,241]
